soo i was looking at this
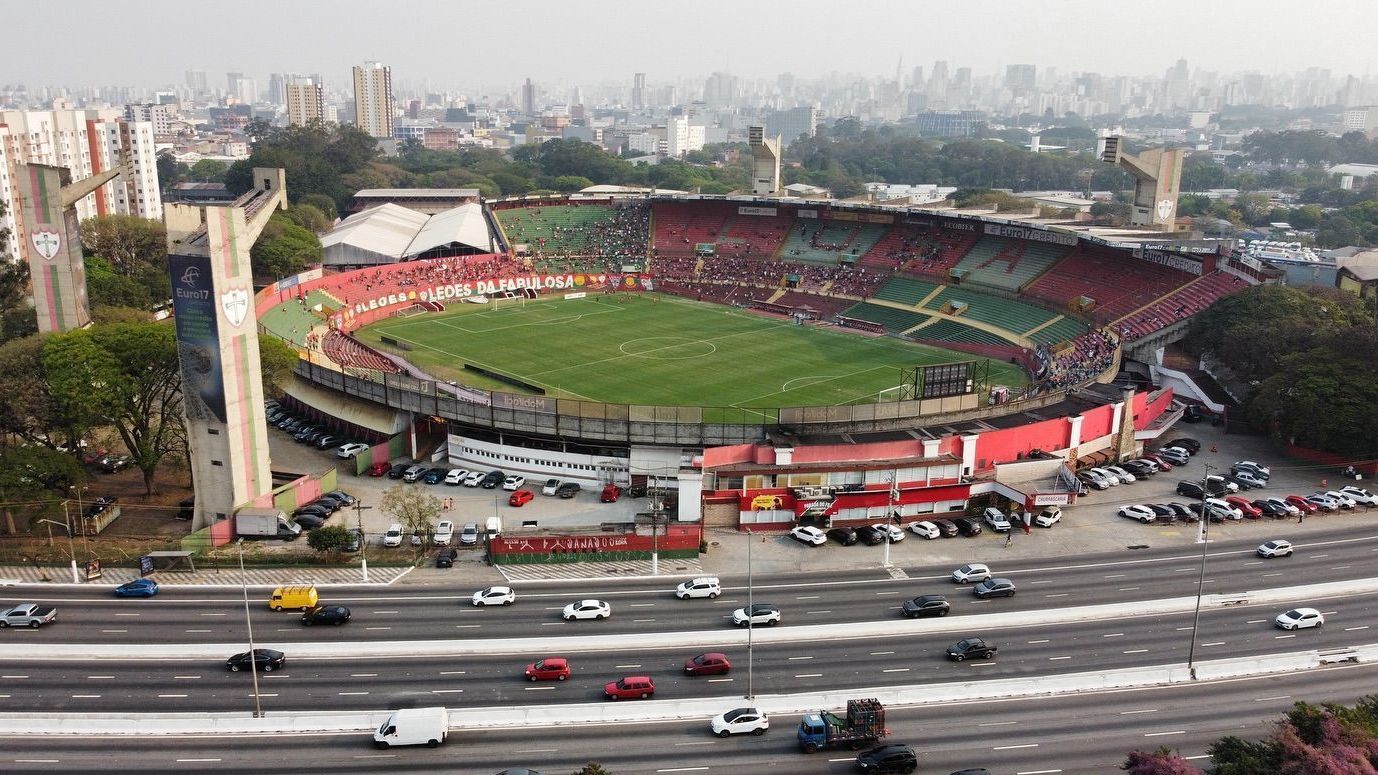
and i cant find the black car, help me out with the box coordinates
[626,484,648,498]
[946,637,997,661]
[555,482,581,499]
[226,648,286,672]
[854,525,886,545]
[301,605,351,626]
[901,595,950,618]
[422,468,447,485]
[435,547,459,568]
[294,514,326,529]
[293,427,321,443]
[176,497,195,520]
[294,504,332,519]
[1176,481,1206,498]
[932,519,959,537]
[826,527,858,546]
[480,470,505,489]
[317,491,352,509]
[1146,503,1175,518]
[1253,499,1287,519]
[308,498,341,514]
[856,744,918,774]
[1166,502,1198,522]
[1121,460,1155,477]
[1164,438,1201,454]
[387,462,410,479]
[952,516,983,537]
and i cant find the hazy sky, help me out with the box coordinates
[5,0,1376,92]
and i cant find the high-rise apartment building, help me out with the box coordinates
[286,80,326,126]
[1005,64,1036,94]
[0,109,162,262]
[185,69,207,95]
[521,78,536,115]
[352,61,394,138]
[765,106,818,147]
[125,103,174,137]
[704,72,738,107]
[632,73,646,110]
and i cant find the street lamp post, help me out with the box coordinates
[746,527,754,701]
[1187,464,1216,680]
[36,519,79,584]
[237,540,264,718]
[354,502,373,583]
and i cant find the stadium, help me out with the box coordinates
[253,193,1262,525]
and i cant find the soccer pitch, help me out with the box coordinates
[358,294,1026,412]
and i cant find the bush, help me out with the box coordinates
[307,525,352,552]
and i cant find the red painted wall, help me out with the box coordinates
[1080,403,1115,440]
[1136,389,1176,430]
[970,417,1068,470]
[490,526,700,556]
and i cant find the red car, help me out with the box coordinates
[1141,454,1173,471]
[366,461,389,477]
[1285,495,1320,514]
[509,490,534,507]
[1225,496,1262,519]
[524,657,570,682]
[683,652,731,676]
[600,484,622,503]
[604,675,654,700]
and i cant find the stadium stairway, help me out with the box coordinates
[766,289,787,304]
[861,297,1033,348]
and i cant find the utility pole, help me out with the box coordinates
[746,528,754,701]
[238,540,263,717]
[354,501,373,582]
[1187,463,1216,679]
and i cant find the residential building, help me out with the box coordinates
[286,80,326,126]
[124,103,174,137]
[765,106,817,147]
[353,61,394,138]
[632,72,646,110]
[521,78,536,115]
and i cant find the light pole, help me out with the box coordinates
[36,519,79,584]
[1187,464,1216,680]
[237,540,264,718]
[746,527,754,701]
[650,510,662,576]
[354,501,373,583]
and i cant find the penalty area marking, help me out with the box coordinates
[780,375,842,392]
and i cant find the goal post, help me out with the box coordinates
[877,384,914,403]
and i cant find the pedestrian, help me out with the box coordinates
[1005,532,1013,548]
[1298,510,1304,524]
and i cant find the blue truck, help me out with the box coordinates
[797,698,887,753]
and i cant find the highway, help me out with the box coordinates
[1,662,1372,774]
[5,527,1373,645]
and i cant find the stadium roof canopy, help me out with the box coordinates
[321,203,429,266]
[403,202,494,258]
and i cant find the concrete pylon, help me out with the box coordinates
[165,168,287,530]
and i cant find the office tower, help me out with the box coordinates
[286,80,326,126]
[521,78,536,115]
[1005,64,1036,94]
[632,72,646,109]
[352,61,394,138]
[185,70,207,95]
[703,72,738,107]
[765,105,818,147]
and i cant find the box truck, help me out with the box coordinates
[234,507,302,540]
[373,706,449,749]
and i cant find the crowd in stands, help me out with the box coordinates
[649,256,887,298]
[322,255,528,307]
[1113,271,1249,342]
[1034,329,1118,391]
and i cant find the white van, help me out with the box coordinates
[382,523,404,547]
[373,706,448,749]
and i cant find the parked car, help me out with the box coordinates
[908,521,940,539]
[952,516,983,536]
[401,464,427,483]
[1233,460,1271,478]
[443,468,467,486]
[1306,493,1341,512]
[382,523,404,547]
[502,475,527,491]
[1166,502,1198,521]
[932,519,960,537]
[827,526,858,546]
[872,523,905,543]
[462,470,485,487]
[1034,506,1061,527]
[1253,500,1288,519]
[480,470,505,488]
[951,563,991,584]
[973,578,1017,599]
[1225,496,1262,519]
[1322,490,1358,509]
[313,435,341,450]
[226,648,285,672]
[432,520,454,546]
[1163,438,1202,454]
[366,461,390,477]
[387,463,410,479]
[459,523,480,546]
[1257,539,1293,558]
[1118,504,1157,524]
[524,657,570,682]
[710,707,769,737]
[1156,448,1191,466]
[789,525,827,546]
[855,525,886,545]
[293,514,326,530]
[1206,474,1240,494]
[731,603,781,627]
[604,675,654,700]
[508,489,534,507]
[1078,471,1110,491]
[1104,465,1137,484]
[1176,481,1206,498]
[421,468,447,485]
[1285,495,1319,514]
[562,599,611,621]
[301,605,351,626]
[1339,486,1378,507]
[1274,607,1324,630]
[1088,467,1122,486]
[1120,460,1156,477]
[675,577,721,600]
[1141,453,1174,471]
[599,484,622,502]
[946,637,997,661]
[472,586,516,606]
[113,578,159,598]
[541,478,560,495]
[323,490,355,506]
[981,508,1011,533]
[555,482,581,499]
[901,595,950,618]
[1145,503,1176,519]
[435,547,458,568]
[683,652,732,676]
[1205,497,1243,521]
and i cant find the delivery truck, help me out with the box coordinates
[373,706,449,749]
[234,507,302,540]
[797,698,887,753]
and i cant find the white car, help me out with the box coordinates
[432,520,454,546]
[1234,460,1271,477]
[1131,458,1160,473]
[951,563,992,584]
[1156,447,1191,465]
[462,470,485,487]
[909,521,940,539]
[562,599,611,621]
[1257,539,1293,558]
[789,526,827,546]
[471,586,516,606]
[502,475,526,491]
[1322,490,1357,509]
[710,707,769,737]
[542,478,560,495]
[675,577,721,599]
[1306,493,1342,511]
[872,524,905,543]
[1089,467,1121,486]
[1205,497,1243,520]
[731,604,781,626]
[444,468,468,485]
[1118,504,1158,524]
[1339,486,1378,506]
[982,508,1011,533]
[1034,506,1062,527]
[335,442,369,459]
[1274,607,1324,630]
[1105,465,1137,484]
[382,523,404,547]
[1265,497,1301,517]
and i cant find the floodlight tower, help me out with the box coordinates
[1098,131,1185,229]
[749,126,781,197]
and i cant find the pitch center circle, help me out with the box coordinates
[619,337,718,360]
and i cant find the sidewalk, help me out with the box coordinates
[0,563,415,588]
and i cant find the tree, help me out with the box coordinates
[1121,749,1204,775]
[78,215,167,277]
[307,524,353,553]
[188,159,228,182]
[298,193,339,221]
[1208,736,1282,775]
[156,153,187,192]
[258,336,300,398]
[0,445,84,535]
[571,765,614,775]
[284,203,332,234]
[0,335,61,447]
[547,175,595,193]
[251,212,323,279]
[0,233,36,345]
[379,483,440,557]
[85,255,153,311]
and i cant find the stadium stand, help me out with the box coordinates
[1037,329,1118,390]
[1022,244,1195,323]
[778,221,890,264]
[1025,315,1090,346]
[839,301,933,333]
[872,276,941,306]
[922,285,1065,335]
[950,236,1070,291]
[320,254,528,309]
[714,212,794,259]
[259,299,324,348]
[322,330,402,374]
[1112,271,1249,341]
[909,318,1014,346]
[763,291,857,319]
[651,201,734,257]
[494,201,648,261]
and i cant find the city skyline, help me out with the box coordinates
[5,0,1376,91]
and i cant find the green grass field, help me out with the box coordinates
[357,295,1026,413]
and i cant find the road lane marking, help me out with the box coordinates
[1176,626,1194,631]
[176,759,221,763]
[882,668,909,673]
[657,768,708,772]
[787,656,813,661]
[1018,770,1063,774]
[1275,634,1296,639]
[86,675,115,679]
[979,720,1016,726]
[1029,580,1053,584]
[1049,656,1072,660]
[1123,649,1149,654]
[1254,695,1290,702]
[99,629,127,633]
[806,610,833,614]
[1103,632,1124,638]
[371,610,399,614]
[796,595,821,599]
[525,686,555,691]
[1246,619,1266,624]
[514,748,559,753]
[1104,574,1127,578]
[1202,641,1225,647]
[1045,593,1068,598]
[1145,730,1185,737]
[199,612,227,616]
[351,673,378,677]
[365,626,392,630]
[1346,626,1370,631]
[0,676,27,679]
[430,689,463,694]
[1120,709,1158,715]
[1119,587,1141,591]
[675,741,714,746]
[795,673,823,678]
[455,624,481,629]
[157,694,188,698]
[707,678,733,682]
[994,743,1038,750]
[338,692,369,696]
[113,613,141,617]
[173,675,201,679]
[629,603,656,608]
[615,664,643,669]
[1027,639,1049,644]
[633,619,656,623]
[870,651,895,655]
[439,671,466,675]
[15,760,59,764]
[184,629,213,633]
[70,695,100,699]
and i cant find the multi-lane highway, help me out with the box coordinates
[2,663,1373,774]
[7,528,1374,645]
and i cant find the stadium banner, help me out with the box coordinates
[563,292,587,300]
[941,219,979,232]
[640,277,655,291]
[416,274,578,306]
[904,218,935,228]
[695,242,716,255]
[168,253,227,424]
[983,223,1078,246]
[1131,248,1204,276]
[830,210,862,222]
[738,206,777,216]
[796,209,820,219]
[491,392,556,414]
[1237,255,1264,272]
